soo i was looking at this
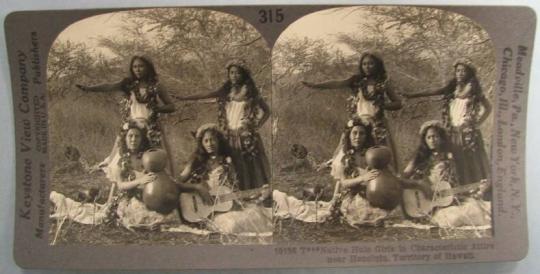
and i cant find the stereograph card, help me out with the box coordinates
[3,3,535,270]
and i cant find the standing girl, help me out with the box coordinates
[302,53,403,169]
[178,60,271,191]
[403,59,491,185]
[76,55,176,171]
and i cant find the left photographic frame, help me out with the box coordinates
[46,7,274,246]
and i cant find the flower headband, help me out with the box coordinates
[346,117,371,129]
[453,57,474,69]
[121,119,148,131]
[419,120,445,136]
[226,58,249,70]
[195,123,221,139]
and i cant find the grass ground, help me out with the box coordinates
[49,167,491,246]
[272,168,492,244]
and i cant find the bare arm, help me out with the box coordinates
[176,162,206,192]
[176,162,212,203]
[301,77,353,90]
[76,80,124,93]
[256,97,271,128]
[477,95,492,125]
[177,88,222,101]
[404,86,447,99]
[340,170,379,189]
[383,82,403,110]
[401,160,432,196]
[177,162,193,184]
[117,173,156,191]
[402,161,416,179]
[154,83,176,113]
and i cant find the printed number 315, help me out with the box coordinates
[259,9,284,23]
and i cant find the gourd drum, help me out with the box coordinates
[365,145,392,170]
[141,148,168,172]
[365,146,402,210]
[141,149,179,214]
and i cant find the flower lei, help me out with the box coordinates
[328,147,368,222]
[119,81,162,147]
[441,83,482,151]
[217,85,261,156]
[120,80,159,120]
[240,130,259,157]
[412,152,457,186]
[189,156,235,188]
[348,77,388,120]
[342,147,367,179]
[104,149,142,225]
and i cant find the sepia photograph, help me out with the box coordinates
[47,7,273,245]
[3,2,536,270]
[271,6,495,243]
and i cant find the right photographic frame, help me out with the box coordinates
[271,6,495,244]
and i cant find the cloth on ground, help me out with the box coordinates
[50,191,109,225]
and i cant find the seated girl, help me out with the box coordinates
[104,121,181,230]
[177,124,272,234]
[50,121,184,230]
[274,118,427,226]
[402,120,491,228]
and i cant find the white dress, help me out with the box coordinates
[225,100,248,130]
[448,83,475,127]
[129,89,154,127]
[449,97,472,127]
[274,149,390,226]
[355,85,379,119]
[417,155,491,228]
[200,161,272,234]
[109,156,180,229]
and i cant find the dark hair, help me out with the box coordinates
[128,55,158,83]
[118,121,150,156]
[412,125,451,170]
[357,53,387,82]
[341,119,375,154]
[443,62,482,98]
[189,127,231,175]
[217,64,260,99]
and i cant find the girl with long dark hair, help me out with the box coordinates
[402,120,491,227]
[302,52,403,169]
[403,59,491,185]
[177,123,272,234]
[76,55,176,171]
[274,118,427,225]
[178,59,271,191]
[101,121,180,229]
